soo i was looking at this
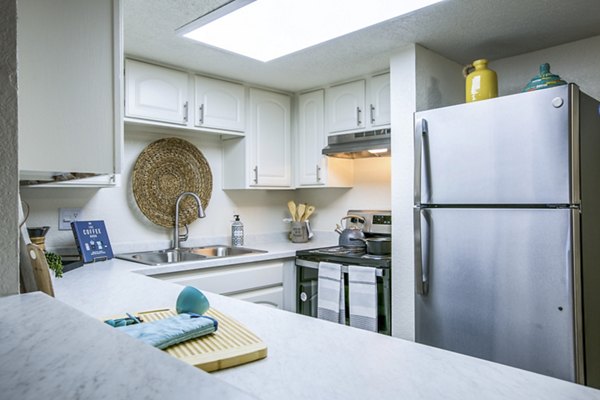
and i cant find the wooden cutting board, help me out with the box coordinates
[109,308,267,372]
[27,243,55,297]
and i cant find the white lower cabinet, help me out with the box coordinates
[229,286,283,308]
[154,260,285,309]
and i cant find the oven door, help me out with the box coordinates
[295,258,391,335]
[297,276,318,318]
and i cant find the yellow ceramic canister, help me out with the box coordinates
[463,59,498,102]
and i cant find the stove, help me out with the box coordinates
[295,210,392,335]
[296,246,391,268]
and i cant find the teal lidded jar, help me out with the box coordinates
[522,63,566,92]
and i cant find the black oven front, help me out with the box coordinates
[295,250,391,335]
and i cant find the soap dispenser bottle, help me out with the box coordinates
[231,215,244,247]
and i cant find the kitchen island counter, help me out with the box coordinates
[6,237,600,400]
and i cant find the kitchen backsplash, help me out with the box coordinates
[20,131,391,253]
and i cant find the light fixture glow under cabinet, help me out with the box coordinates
[367,148,389,155]
[177,0,444,62]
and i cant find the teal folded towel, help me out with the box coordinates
[117,313,218,349]
[104,313,142,327]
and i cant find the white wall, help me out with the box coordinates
[0,0,20,297]
[297,157,391,232]
[20,128,391,253]
[389,44,464,340]
[390,45,417,340]
[415,46,465,111]
[491,35,600,100]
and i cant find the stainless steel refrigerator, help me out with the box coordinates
[413,84,600,387]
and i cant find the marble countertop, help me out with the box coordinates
[5,236,600,399]
[0,292,256,400]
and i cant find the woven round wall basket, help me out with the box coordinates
[132,137,212,228]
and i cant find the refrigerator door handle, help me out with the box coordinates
[570,208,585,384]
[414,118,429,205]
[414,208,430,295]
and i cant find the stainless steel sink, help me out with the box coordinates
[117,249,207,266]
[187,245,265,258]
[117,245,266,266]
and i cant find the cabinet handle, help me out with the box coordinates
[254,301,279,308]
[356,106,362,126]
[316,165,321,182]
[198,104,204,125]
[183,101,189,122]
[253,166,258,184]
[370,104,375,124]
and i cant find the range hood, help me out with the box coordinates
[322,128,391,158]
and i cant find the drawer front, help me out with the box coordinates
[164,261,283,295]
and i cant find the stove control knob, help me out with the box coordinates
[300,292,308,302]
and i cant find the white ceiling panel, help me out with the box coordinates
[124,0,600,92]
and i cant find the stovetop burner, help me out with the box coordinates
[309,246,366,256]
[361,253,390,260]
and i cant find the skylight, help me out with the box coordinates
[177,0,444,62]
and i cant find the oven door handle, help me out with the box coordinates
[295,259,385,277]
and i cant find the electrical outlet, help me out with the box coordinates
[59,208,82,231]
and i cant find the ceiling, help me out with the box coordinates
[124,0,600,92]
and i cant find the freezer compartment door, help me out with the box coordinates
[415,85,571,205]
[415,208,576,382]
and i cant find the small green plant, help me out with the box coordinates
[45,251,63,278]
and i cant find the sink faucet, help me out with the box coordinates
[173,192,205,250]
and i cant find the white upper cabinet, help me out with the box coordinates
[124,59,246,136]
[223,88,291,189]
[296,90,353,187]
[327,80,366,133]
[297,90,325,185]
[194,76,245,132]
[326,73,390,134]
[369,73,391,127]
[18,0,122,186]
[249,88,291,187]
[125,59,190,125]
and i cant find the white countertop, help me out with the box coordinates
[4,236,600,400]
[0,292,257,400]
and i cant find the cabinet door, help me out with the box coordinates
[248,88,291,187]
[18,0,120,178]
[195,76,245,132]
[229,286,284,309]
[297,90,325,186]
[368,73,391,127]
[125,59,189,125]
[327,80,365,133]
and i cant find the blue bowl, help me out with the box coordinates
[176,286,210,315]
